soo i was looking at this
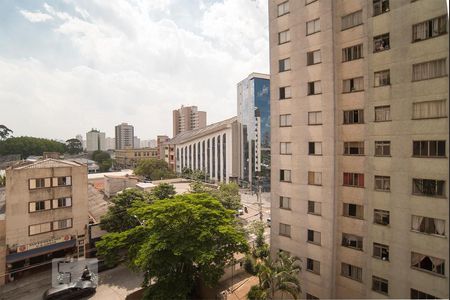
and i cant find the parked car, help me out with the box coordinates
[42,280,96,300]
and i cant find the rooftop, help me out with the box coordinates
[9,158,83,170]
[88,169,134,180]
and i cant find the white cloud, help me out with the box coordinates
[20,10,53,22]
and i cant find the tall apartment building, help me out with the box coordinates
[269,1,448,299]
[115,123,134,150]
[237,73,271,190]
[172,105,207,137]
[105,137,115,150]
[86,129,106,152]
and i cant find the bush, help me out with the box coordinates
[244,254,257,275]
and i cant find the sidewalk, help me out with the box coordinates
[223,274,259,300]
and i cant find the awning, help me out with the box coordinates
[6,239,76,263]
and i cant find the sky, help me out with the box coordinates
[0,0,269,141]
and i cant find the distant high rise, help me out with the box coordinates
[86,129,106,152]
[105,137,115,150]
[115,123,134,150]
[172,105,207,137]
[134,136,141,149]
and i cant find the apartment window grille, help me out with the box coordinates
[372,276,389,295]
[412,178,445,197]
[411,216,445,236]
[277,1,289,17]
[375,141,391,156]
[374,70,390,86]
[373,0,389,16]
[411,289,439,299]
[413,59,447,81]
[413,140,446,157]
[53,197,72,209]
[307,50,321,65]
[309,142,322,155]
[53,218,72,231]
[278,30,291,44]
[29,200,51,212]
[374,209,390,225]
[280,169,292,182]
[343,203,363,219]
[306,293,319,300]
[373,33,390,52]
[375,105,391,122]
[343,77,363,93]
[307,81,322,95]
[306,19,320,35]
[344,142,364,155]
[341,10,362,31]
[413,100,447,119]
[279,58,291,72]
[308,201,321,215]
[279,223,291,237]
[308,172,322,186]
[411,252,445,276]
[341,263,362,281]
[375,176,390,191]
[342,44,363,62]
[308,111,322,125]
[306,258,320,274]
[343,173,364,188]
[280,142,292,155]
[29,222,52,236]
[280,114,292,127]
[343,109,364,124]
[279,86,292,99]
[307,229,321,245]
[412,15,447,42]
[29,178,51,189]
[373,243,390,261]
[342,233,363,250]
[279,196,291,210]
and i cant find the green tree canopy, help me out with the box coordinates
[150,183,176,200]
[92,150,112,172]
[97,193,249,299]
[134,158,175,180]
[66,138,83,155]
[189,181,242,211]
[0,125,12,140]
[0,136,66,158]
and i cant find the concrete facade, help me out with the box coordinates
[172,105,207,137]
[269,0,448,299]
[114,148,158,169]
[86,130,106,152]
[115,123,134,150]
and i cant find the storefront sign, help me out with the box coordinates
[17,235,72,253]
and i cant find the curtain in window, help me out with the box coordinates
[429,256,445,273]
[411,252,425,266]
[434,219,445,235]
[412,215,424,231]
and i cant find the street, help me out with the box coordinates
[239,190,271,244]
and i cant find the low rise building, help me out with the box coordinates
[104,174,139,198]
[114,148,158,169]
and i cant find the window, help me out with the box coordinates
[307,229,321,245]
[308,172,322,186]
[309,142,322,155]
[413,59,447,81]
[344,142,364,155]
[413,100,447,119]
[53,197,72,209]
[279,196,291,210]
[308,201,321,215]
[279,58,291,72]
[280,169,292,182]
[342,233,363,250]
[373,33,390,52]
[307,81,322,95]
[373,0,389,16]
[29,200,51,212]
[306,258,320,274]
[413,140,446,157]
[306,293,319,300]
[280,142,292,155]
[413,178,445,197]
[341,10,362,30]
[308,111,322,125]
[279,86,292,99]
[372,276,389,295]
[411,252,445,276]
[374,70,390,86]
[53,176,72,187]
[375,141,391,156]
[280,114,292,127]
[411,216,445,236]
[343,109,364,124]
[375,176,390,191]
[341,262,362,281]
[411,289,439,299]
[343,77,364,93]
[342,44,363,62]
[343,173,364,188]
[279,223,291,237]
[412,15,447,42]
[307,50,321,65]
[374,209,390,225]
[277,1,289,17]
[29,222,52,236]
[306,19,320,35]
[375,105,391,122]
[373,243,390,261]
[53,218,72,231]
[343,203,364,219]
[29,178,51,189]
[278,30,290,44]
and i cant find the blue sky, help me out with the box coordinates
[0,0,269,140]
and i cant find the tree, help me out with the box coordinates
[92,150,112,172]
[96,193,249,299]
[189,181,242,212]
[0,136,66,158]
[66,138,83,154]
[0,175,5,187]
[100,188,153,233]
[181,167,192,179]
[134,158,175,181]
[248,221,269,259]
[150,183,176,200]
[0,125,12,140]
